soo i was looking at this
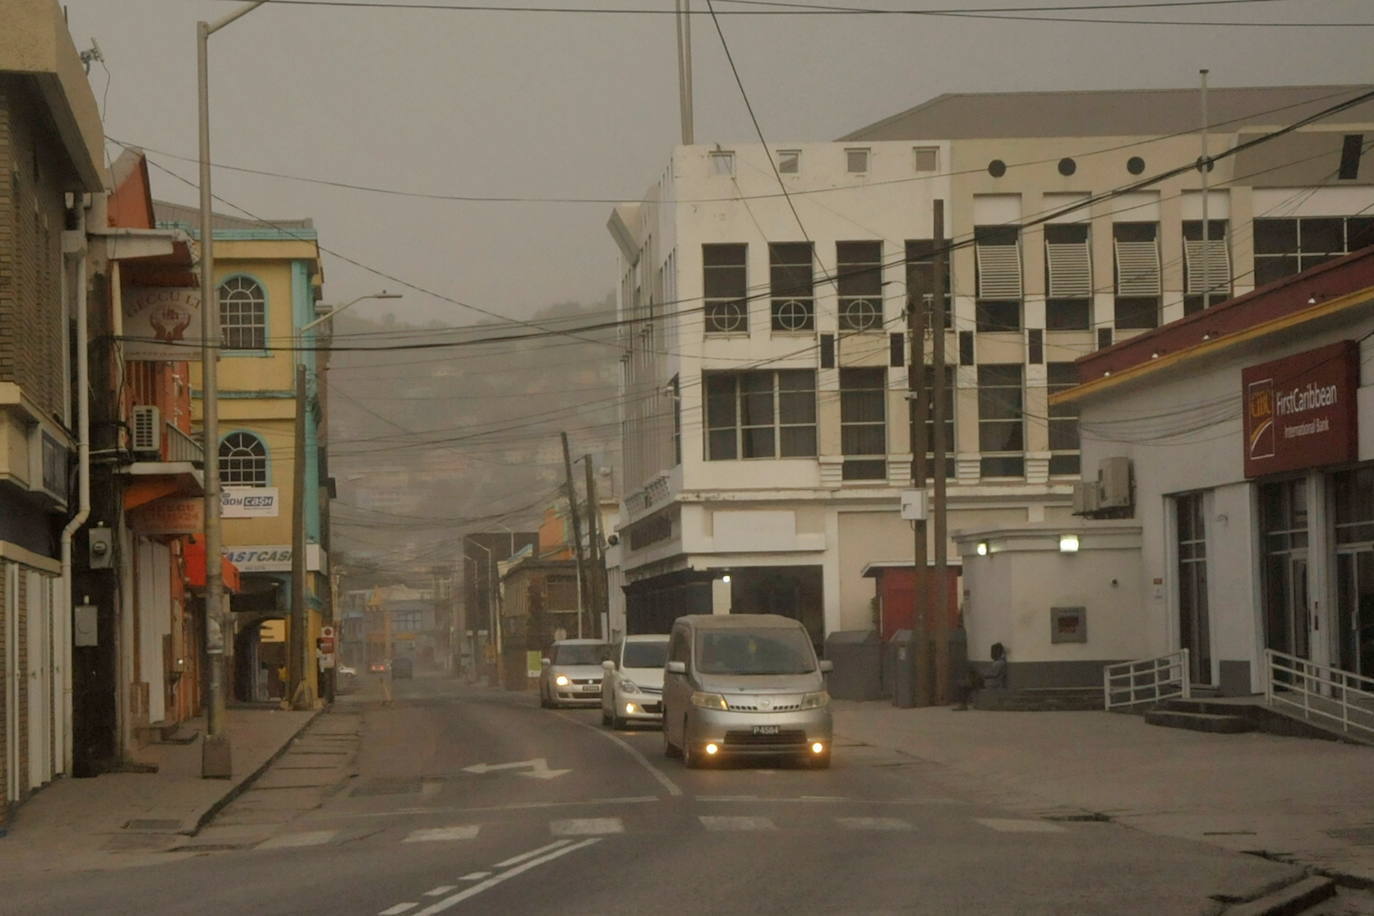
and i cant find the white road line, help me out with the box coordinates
[698,815,777,832]
[410,839,601,916]
[549,817,624,836]
[378,904,417,915]
[494,839,571,868]
[565,716,683,797]
[302,796,659,822]
[975,818,1067,833]
[402,825,480,843]
[458,873,490,882]
[257,830,338,849]
[423,887,457,897]
[836,817,913,831]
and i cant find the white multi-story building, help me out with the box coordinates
[607,85,1374,653]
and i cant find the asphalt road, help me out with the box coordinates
[0,673,1301,914]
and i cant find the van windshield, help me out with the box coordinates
[694,629,816,675]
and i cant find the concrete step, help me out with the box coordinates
[1144,709,1256,734]
[972,687,1103,712]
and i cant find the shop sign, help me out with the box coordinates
[123,287,203,361]
[131,497,204,535]
[222,544,327,573]
[1243,340,1359,478]
[222,487,279,518]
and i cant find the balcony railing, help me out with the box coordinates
[165,423,204,466]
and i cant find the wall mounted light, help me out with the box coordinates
[1059,534,1080,553]
[721,574,732,584]
[976,541,989,557]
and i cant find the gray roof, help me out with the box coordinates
[840,84,1374,141]
[152,199,314,232]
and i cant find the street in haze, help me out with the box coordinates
[0,673,1332,915]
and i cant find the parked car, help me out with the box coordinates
[601,634,670,728]
[368,660,388,674]
[539,639,610,708]
[661,614,833,769]
[391,656,414,679]
[337,664,358,693]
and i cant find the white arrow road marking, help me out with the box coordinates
[409,839,601,916]
[460,758,571,780]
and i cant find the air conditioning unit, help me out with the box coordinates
[1071,481,1100,516]
[1098,456,1134,510]
[131,405,161,457]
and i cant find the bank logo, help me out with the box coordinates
[1247,377,1275,461]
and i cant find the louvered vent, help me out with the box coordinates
[976,242,1023,299]
[1184,238,1231,296]
[1046,241,1093,298]
[1114,240,1161,297]
[131,405,161,456]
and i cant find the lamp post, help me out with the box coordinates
[468,539,501,686]
[290,292,400,708]
[198,0,268,780]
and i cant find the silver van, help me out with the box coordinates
[661,614,833,768]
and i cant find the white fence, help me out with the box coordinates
[1104,649,1191,711]
[1265,649,1374,744]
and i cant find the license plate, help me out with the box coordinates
[580,685,599,692]
[752,725,780,736]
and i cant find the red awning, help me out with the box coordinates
[184,539,241,594]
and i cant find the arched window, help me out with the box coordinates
[219,432,268,486]
[219,275,266,350]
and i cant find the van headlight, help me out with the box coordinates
[800,691,830,709]
[690,691,729,711]
[619,679,640,694]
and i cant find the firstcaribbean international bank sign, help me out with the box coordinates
[1243,340,1359,478]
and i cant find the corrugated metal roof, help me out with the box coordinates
[151,199,314,232]
[840,85,1374,141]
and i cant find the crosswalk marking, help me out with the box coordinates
[549,817,624,836]
[423,887,457,897]
[378,904,417,915]
[699,816,776,832]
[402,826,480,843]
[975,818,1066,833]
[836,817,913,831]
[257,830,338,849]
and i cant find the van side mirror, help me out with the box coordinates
[540,657,551,667]
[602,659,615,671]
[819,659,834,673]
[666,660,687,675]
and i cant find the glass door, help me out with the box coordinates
[1336,550,1374,677]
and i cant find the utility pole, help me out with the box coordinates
[289,363,309,709]
[1199,69,1212,311]
[582,456,605,640]
[909,248,930,707]
[674,0,695,145]
[931,201,950,704]
[560,433,590,640]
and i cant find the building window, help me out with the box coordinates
[1183,219,1231,314]
[1047,362,1080,476]
[840,368,887,480]
[911,365,956,479]
[913,146,939,172]
[1260,479,1310,660]
[1045,223,1092,330]
[670,374,682,466]
[905,239,951,330]
[777,150,800,174]
[1176,492,1211,684]
[392,611,422,632]
[846,148,870,173]
[837,241,884,331]
[978,364,1023,478]
[704,370,816,460]
[770,242,815,331]
[974,226,1022,331]
[1253,216,1374,287]
[219,431,268,486]
[219,275,267,350]
[703,243,748,334]
[1113,222,1160,329]
[709,151,735,176]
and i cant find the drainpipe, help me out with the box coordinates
[59,200,91,775]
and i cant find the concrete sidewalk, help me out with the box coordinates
[833,701,1374,886]
[0,706,316,874]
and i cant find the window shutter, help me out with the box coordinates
[1046,240,1092,298]
[1114,239,1161,297]
[975,241,1023,299]
[1183,238,1231,295]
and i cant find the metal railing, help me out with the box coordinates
[1104,649,1191,710]
[1265,649,1374,743]
[165,423,204,466]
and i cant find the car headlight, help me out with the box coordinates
[619,679,640,694]
[554,674,570,687]
[690,691,729,711]
[800,691,830,709]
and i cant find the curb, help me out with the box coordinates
[1220,875,1337,916]
[185,707,324,836]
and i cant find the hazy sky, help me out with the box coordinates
[62,0,1374,327]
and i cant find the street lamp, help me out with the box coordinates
[199,0,269,781]
[299,291,402,335]
[468,539,501,686]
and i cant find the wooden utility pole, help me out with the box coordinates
[289,363,310,709]
[909,238,931,707]
[582,456,605,640]
[560,433,590,639]
[931,201,950,704]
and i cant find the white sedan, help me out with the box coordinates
[601,634,670,729]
